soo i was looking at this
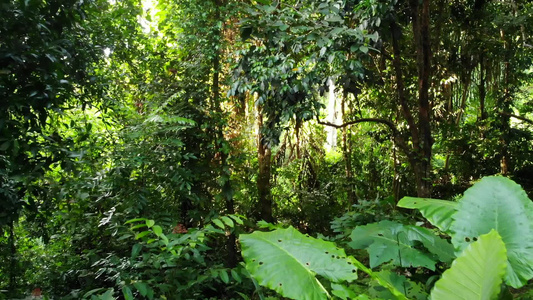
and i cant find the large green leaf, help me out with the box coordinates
[397,197,457,232]
[405,226,455,263]
[430,230,507,300]
[370,271,428,300]
[240,226,359,300]
[349,221,454,270]
[450,176,533,288]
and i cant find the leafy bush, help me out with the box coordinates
[331,197,406,239]
[240,176,533,299]
[84,215,252,299]
[240,226,407,300]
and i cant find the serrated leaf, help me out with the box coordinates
[450,176,533,288]
[430,230,507,300]
[240,226,359,300]
[398,197,457,232]
[349,221,453,270]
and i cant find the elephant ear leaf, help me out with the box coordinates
[397,197,457,233]
[240,226,359,300]
[450,176,533,288]
[349,220,454,270]
[430,230,507,300]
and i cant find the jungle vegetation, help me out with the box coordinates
[0,0,532,299]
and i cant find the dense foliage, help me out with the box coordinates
[0,0,532,299]
[242,176,533,299]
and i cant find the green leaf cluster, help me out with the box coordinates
[241,176,533,299]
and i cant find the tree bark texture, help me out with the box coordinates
[9,220,16,293]
[389,0,434,198]
[479,53,487,122]
[412,0,433,198]
[341,94,356,204]
[257,106,274,223]
[499,29,511,176]
[212,0,236,268]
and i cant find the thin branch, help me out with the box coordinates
[317,117,414,159]
[318,117,397,133]
[499,111,533,125]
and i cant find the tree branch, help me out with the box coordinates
[499,111,533,125]
[317,117,413,159]
[318,117,397,132]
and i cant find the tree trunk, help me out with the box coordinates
[413,157,432,198]
[224,190,237,267]
[479,53,487,122]
[295,119,301,159]
[412,0,433,197]
[499,29,511,176]
[341,94,356,204]
[257,106,274,223]
[8,219,16,294]
[392,145,401,202]
[455,74,472,125]
[390,0,433,198]
[444,72,472,171]
[212,0,236,268]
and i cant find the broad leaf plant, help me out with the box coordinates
[240,176,533,299]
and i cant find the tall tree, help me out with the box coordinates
[0,0,114,292]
